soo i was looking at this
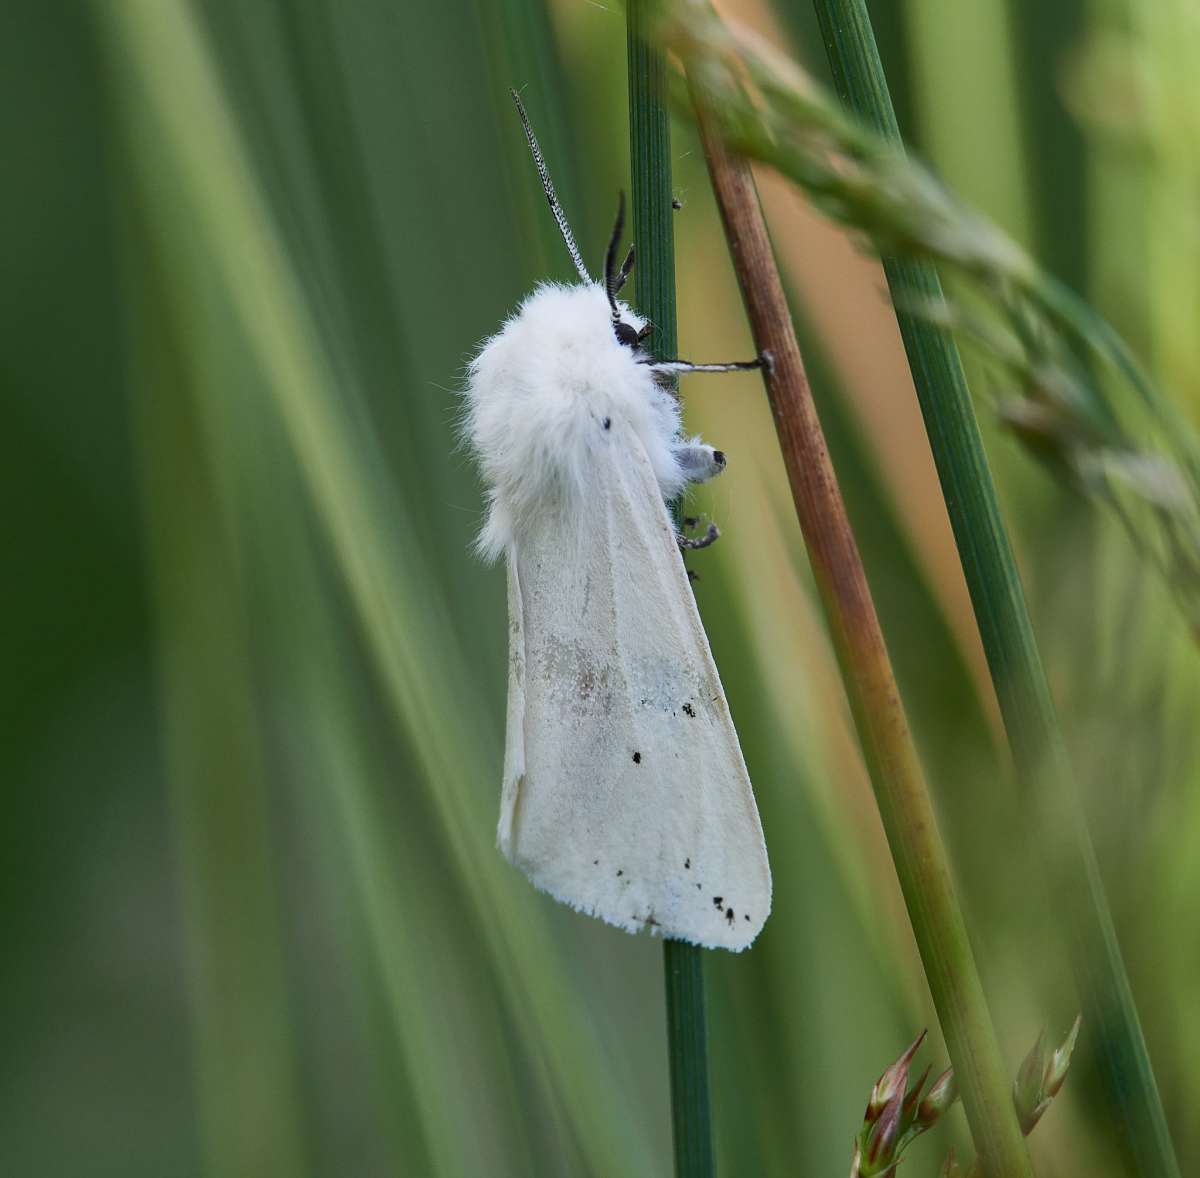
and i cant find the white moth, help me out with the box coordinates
[464,93,770,951]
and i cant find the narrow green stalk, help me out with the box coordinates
[808,4,1181,1176]
[100,4,660,1169]
[627,6,714,1176]
[628,6,678,369]
[126,222,308,1178]
[661,940,713,1178]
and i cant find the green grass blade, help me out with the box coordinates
[694,102,1034,1178]
[803,3,1182,1174]
[628,4,715,1173]
[124,217,310,1178]
[95,2,664,1171]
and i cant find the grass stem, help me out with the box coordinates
[628,5,715,1176]
[692,97,1035,1178]
[806,5,1182,1175]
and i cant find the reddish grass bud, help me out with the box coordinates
[852,1032,955,1176]
[864,1089,904,1169]
[866,1030,926,1124]
[900,1063,932,1133]
[918,1066,959,1129]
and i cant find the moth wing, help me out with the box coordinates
[497,557,526,855]
[500,424,771,950]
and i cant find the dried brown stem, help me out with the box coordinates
[692,98,1034,1178]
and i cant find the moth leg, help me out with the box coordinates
[646,351,769,376]
[678,521,720,551]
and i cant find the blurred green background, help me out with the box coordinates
[4,1,1198,1175]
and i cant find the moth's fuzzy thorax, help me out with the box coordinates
[464,282,685,561]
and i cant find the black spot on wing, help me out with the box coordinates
[632,751,642,764]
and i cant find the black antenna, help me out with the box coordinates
[510,90,590,284]
[614,243,635,295]
[603,192,627,322]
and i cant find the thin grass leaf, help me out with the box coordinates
[655,3,1183,1174]
[96,3,664,1172]
[126,230,312,1178]
[656,1,1200,641]
[627,3,715,1173]
[690,82,1034,1178]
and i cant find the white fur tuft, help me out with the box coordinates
[464,282,688,561]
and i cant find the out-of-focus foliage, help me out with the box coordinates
[665,0,1200,641]
[2,1,1196,1176]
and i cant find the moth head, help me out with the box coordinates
[613,316,653,351]
[613,319,640,348]
[603,192,656,351]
